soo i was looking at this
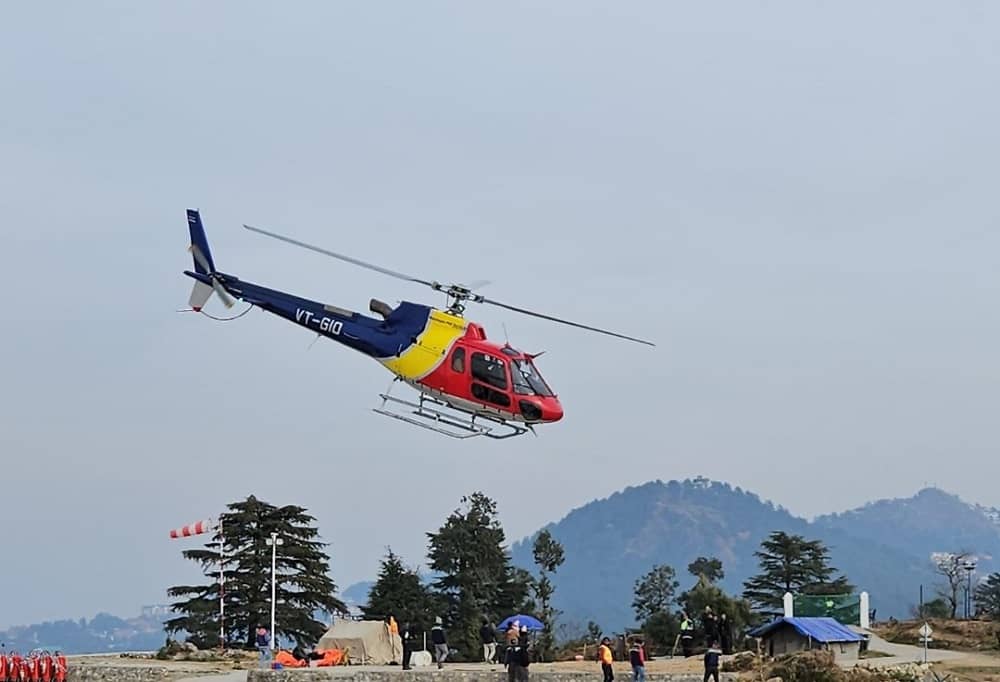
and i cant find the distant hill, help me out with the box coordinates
[814,487,1000,569]
[0,611,168,654]
[510,479,996,632]
[341,581,375,615]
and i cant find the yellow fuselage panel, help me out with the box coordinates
[379,309,468,380]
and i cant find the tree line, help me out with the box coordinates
[165,494,1000,657]
[628,531,852,653]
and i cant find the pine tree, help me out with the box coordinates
[742,531,852,613]
[363,549,436,627]
[632,564,679,623]
[532,529,565,661]
[687,557,725,584]
[974,572,1000,620]
[677,578,753,643]
[165,495,346,649]
[427,492,531,659]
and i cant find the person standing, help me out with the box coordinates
[516,628,531,682]
[679,611,694,657]
[401,621,413,670]
[481,620,497,663]
[718,613,733,655]
[702,608,719,649]
[628,638,646,682]
[255,626,271,668]
[598,637,614,682]
[505,627,529,682]
[388,615,401,664]
[431,617,448,669]
[505,621,520,672]
[703,640,721,682]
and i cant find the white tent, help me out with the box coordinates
[317,619,402,665]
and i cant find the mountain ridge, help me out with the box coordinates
[510,478,1000,632]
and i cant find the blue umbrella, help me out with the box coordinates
[498,614,544,631]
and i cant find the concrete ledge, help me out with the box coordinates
[68,666,173,682]
[247,671,738,682]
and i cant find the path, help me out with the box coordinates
[854,630,998,669]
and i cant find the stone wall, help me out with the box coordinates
[68,665,173,682]
[247,671,737,682]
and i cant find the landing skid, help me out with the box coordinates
[373,391,531,440]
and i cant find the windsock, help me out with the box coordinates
[169,519,215,539]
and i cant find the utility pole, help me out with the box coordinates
[266,532,284,649]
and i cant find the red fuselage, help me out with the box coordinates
[415,323,564,424]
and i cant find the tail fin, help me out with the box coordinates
[185,209,229,311]
[187,209,216,274]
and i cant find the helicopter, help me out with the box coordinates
[181,209,654,439]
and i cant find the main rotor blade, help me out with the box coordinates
[479,297,655,347]
[243,224,438,289]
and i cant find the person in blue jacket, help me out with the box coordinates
[703,640,722,682]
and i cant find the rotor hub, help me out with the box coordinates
[431,282,485,316]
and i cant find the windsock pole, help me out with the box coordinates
[219,519,225,652]
[169,517,225,651]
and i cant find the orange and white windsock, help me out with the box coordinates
[169,519,216,539]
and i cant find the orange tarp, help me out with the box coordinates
[316,649,346,667]
[274,651,307,668]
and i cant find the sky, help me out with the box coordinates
[1,1,998,628]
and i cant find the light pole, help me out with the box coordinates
[962,558,977,619]
[266,533,284,649]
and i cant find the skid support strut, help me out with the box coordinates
[373,391,530,440]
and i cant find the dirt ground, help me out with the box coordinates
[68,653,254,677]
[877,619,1000,652]
[69,651,1000,682]
[931,658,1000,682]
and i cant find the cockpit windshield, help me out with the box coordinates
[511,358,554,397]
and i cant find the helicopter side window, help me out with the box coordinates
[470,353,508,390]
[471,382,511,408]
[451,347,466,373]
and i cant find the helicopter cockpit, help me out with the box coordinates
[501,346,554,397]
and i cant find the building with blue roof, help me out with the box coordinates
[749,617,865,662]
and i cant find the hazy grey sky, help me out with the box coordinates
[2,1,997,628]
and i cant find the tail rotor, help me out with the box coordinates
[184,209,234,310]
[188,243,235,308]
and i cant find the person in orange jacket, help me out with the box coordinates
[598,637,614,682]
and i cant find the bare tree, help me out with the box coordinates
[931,551,974,619]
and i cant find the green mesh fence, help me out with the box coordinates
[792,594,859,624]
